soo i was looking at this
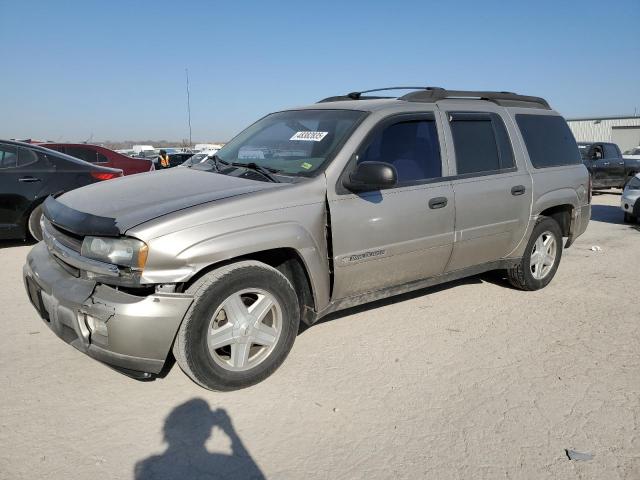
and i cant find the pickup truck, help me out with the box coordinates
[23,87,591,391]
[578,142,640,189]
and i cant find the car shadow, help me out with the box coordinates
[299,272,509,334]
[590,204,639,232]
[0,238,36,249]
[134,399,265,480]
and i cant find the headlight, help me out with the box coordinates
[81,236,148,270]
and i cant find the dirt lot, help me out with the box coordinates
[1,192,638,480]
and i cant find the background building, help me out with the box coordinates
[567,116,640,152]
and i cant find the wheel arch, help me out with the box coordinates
[182,247,318,326]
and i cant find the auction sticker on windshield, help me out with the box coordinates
[290,131,328,142]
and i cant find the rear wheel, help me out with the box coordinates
[27,204,44,241]
[173,261,300,391]
[508,217,563,291]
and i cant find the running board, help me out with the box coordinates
[314,258,520,321]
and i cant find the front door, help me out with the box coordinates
[441,110,533,272]
[328,112,455,300]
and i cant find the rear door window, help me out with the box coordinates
[0,144,18,169]
[17,147,40,167]
[603,144,620,159]
[449,112,515,175]
[516,114,581,168]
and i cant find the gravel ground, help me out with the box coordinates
[1,192,638,480]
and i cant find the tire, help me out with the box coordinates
[173,260,300,391]
[624,212,633,223]
[507,217,563,291]
[27,204,44,241]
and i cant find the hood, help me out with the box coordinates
[54,168,282,234]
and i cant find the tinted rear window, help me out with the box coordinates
[449,112,514,175]
[516,114,581,168]
[66,146,98,163]
[603,144,620,158]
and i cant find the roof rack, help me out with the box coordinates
[317,86,551,110]
[317,86,428,103]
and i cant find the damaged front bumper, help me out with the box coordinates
[23,242,193,375]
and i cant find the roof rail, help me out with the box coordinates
[317,86,429,103]
[317,86,551,110]
[400,87,551,109]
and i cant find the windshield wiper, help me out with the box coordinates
[230,161,280,183]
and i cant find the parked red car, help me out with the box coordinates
[40,143,154,175]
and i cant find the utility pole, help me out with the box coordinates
[185,68,192,147]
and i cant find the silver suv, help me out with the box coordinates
[23,87,591,390]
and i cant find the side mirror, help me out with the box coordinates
[343,161,397,192]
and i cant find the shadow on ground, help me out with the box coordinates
[590,204,640,231]
[135,399,265,480]
[0,239,36,249]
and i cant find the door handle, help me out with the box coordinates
[603,162,610,166]
[428,197,447,209]
[618,162,625,165]
[18,176,41,183]
[511,185,526,196]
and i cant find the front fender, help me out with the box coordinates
[141,219,330,312]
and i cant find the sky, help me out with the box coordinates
[1,0,639,143]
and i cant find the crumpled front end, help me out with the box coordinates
[23,242,193,375]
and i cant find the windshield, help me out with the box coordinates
[623,147,640,155]
[627,176,640,190]
[215,109,366,176]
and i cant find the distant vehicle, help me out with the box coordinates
[193,143,223,152]
[578,142,640,189]
[0,140,122,241]
[132,145,155,154]
[623,146,640,160]
[178,150,216,168]
[41,143,154,176]
[621,174,640,223]
[115,149,136,156]
[167,152,194,168]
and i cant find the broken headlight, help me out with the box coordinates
[81,236,149,270]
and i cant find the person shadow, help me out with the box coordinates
[135,399,265,480]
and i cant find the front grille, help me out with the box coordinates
[44,218,83,253]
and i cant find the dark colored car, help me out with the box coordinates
[166,152,194,168]
[41,143,154,176]
[578,142,640,189]
[0,140,123,241]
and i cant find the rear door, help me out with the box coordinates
[0,145,52,236]
[328,111,455,299]
[440,108,533,271]
[588,144,608,187]
[603,143,625,186]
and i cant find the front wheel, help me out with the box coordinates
[27,204,44,241]
[507,217,563,291]
[173,261,300,391]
